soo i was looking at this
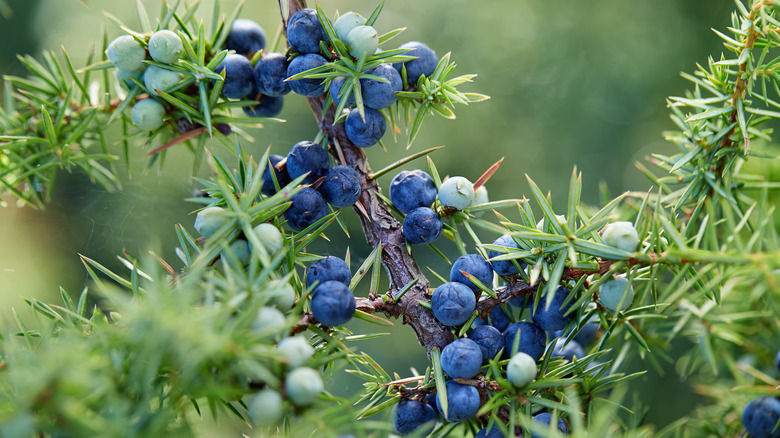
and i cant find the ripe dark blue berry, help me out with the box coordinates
[402,207,442,245]
[287,53,328,97]
[310,280,356,327]
[393,41,438,85]
[425,392,440,416]
[254,52,290,96]
[532,413,569,437]
[435,380,480,423]
[283,187,329,231]
[176,118,199,134]
[215,123,232,136]
[329,76,356,107]
[345,107,386,147]
[468,325,504,364]
[555,321,599,346]
[743,396,780,438]
[431,282,476,327]
[531,286,576,332]
[261,155,292,196]
[476,424,504,438]
[215,53,254,99]
[225,19,266,56]
[488,234,525,276]
[243,94,284,118]
[361,63,402,110]
[319,165,361,208]
[551,338,584,362]
[503,321,546,361]
[450,253,494,293]
[487,305,512,332]
[287,8,328,54]
[474,306,511,332]
[441,338,483,379]
[392,399,437,436]
[390,169,437,214]
[286,141,330,184]
[508,295,530,309]
[306,256,351,288]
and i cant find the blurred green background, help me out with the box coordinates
[0,0,740,434]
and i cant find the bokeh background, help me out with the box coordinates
[0,0,740,435]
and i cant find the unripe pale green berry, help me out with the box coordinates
[333,11,366,43]
[115,68,144,91]
[266,279,297,311]
[144,65,180,96]
[249,389,284,425]
[468,185,489,217]
[130,98,165,131]
[285,366,323,406]
[506,352,537,387]
[252,306,287,336]
[346,25,378,59]
[599,275,634,313]
[148,30,183,64]
[536,214,567,231]
[221,239,250,267]
[601,221,640,253]
[248,223,284,255]
[471,185,489,207]
[277,336,314,368]
[107,35,147,72]
[194,206,229,238]
[438,176,475,210]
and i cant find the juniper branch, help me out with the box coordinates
[714,1,763,171]
[287,0,454,356]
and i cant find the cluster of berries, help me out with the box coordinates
[598,221,639,312]
[390,218,644,435]
[106,18,282,133]
[193,206,283,270]
[108,5,443,151]
[192,207,328,420]
[247,333,324,424]
[284,7,440,148]
[215,18,288,118]
[333,38,438,148]
[389,169,488,245]
[305,256,356,327]
[190,215,360,425]
[260,141,362,231]
[106,30,184,131]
